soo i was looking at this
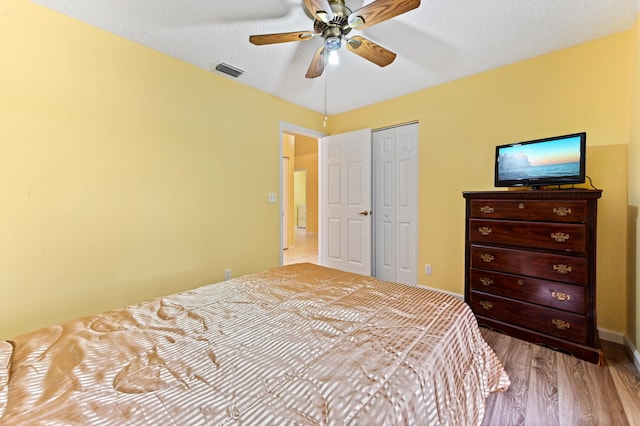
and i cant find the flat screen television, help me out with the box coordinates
[494,132,586,188]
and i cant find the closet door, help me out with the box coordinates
[373,123,418,285]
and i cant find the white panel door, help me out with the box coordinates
[319,129,372,276]
[373,130,396,282]
[373,123,418,285]
[394,124,418,285]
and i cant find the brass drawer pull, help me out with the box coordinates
[552,319,571,330]
[480,206,494,214]
[480,277,493,286]
[518,203,524,209]
[479,301,493,310]
[553,264,572,274]
[480,254,494,263]
[552,291,571,301]
[479,227,493,236]
[551,232,570,242]
[517,279,524,286]
[553,207,572,217]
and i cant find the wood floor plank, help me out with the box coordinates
[601,340,640,425]
[557,348,627,425]
[524,344,559,426]
[481,329,533,425]
[481,329,638,425]
[481,330,509,424]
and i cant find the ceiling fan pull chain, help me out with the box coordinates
[323,49,329,128]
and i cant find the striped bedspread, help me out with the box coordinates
[0,263,509,425]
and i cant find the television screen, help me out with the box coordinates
[495,132,586,188]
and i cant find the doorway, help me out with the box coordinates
[285,169,318,265]
[280,123,323,266]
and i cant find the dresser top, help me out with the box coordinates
[462,189,602,200]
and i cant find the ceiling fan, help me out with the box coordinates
[249,0,421,78]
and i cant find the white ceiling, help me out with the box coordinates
[31,0,639,115]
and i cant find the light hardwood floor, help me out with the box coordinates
[481,328,640,425]
[283,228,318,265]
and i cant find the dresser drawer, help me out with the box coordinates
[469,292,588,344]
[470,245,587,284]
[469,219,587,253]
[470,199,588,223]
[469,268,586,314]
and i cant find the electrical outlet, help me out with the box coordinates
[424,264,432,275]
[268,192,277,202]
[224,269,231,281]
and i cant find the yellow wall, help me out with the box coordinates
[0,0,324,339]
[2,0,637,343]
[329,31,633,335]
[629,16,640,350]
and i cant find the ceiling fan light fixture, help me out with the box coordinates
[348,15,365,28]
[250,0,423,80]
[325,36,341,50]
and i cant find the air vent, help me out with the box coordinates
[213,62,244,78]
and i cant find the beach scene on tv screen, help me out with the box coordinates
[497,136,582,181]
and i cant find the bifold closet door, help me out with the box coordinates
[373,123,418,285]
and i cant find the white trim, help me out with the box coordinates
[279,122,326,140]
[597,327,625,344]
[624,334,640,373]
[419,285,464,300]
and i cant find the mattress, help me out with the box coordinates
[0,263,509,425]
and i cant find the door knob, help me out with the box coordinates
[359,210,369,216]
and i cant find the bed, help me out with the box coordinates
[0,263,509,425]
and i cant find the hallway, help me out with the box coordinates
[283,228,318,265]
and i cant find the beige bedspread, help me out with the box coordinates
[0,263,509,425]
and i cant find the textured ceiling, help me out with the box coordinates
[31,0,640,114]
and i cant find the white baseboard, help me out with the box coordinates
[420,285,464,300]
[623,335,640,373]
[590,328,640,373]
[598,327,625,344]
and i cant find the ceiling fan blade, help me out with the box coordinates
[346,36,397,67]
[249,31,314,45]
[303,0,334,23]
[306,47,326,78]
[348,0,420,30]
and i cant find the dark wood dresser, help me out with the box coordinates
[463,190,602,364]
